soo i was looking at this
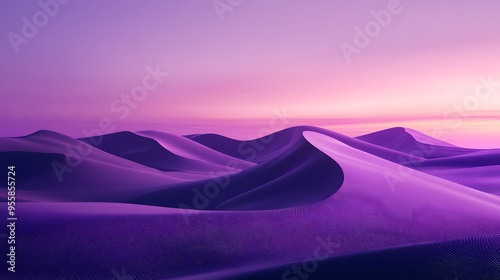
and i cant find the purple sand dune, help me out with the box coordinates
[2,126,499,205]
[79,131,246,172]
[0,128,343,210]
[2,126,499,204]
[189,126,432,168]
[408,149,500,168]
[402,148,500,195]
[357,131,500,195]
[2,127,500,279]
[187,127,304,163]
[0,131,245,203]
[356,127,479,158]
[137,130,255,169]
[303,131,500,220]
[131,134,344,210]
[404,128,457,147]
[0,130,154,168]
[415,166,500,195]
[307,127,500,194]
[0,149,197,202]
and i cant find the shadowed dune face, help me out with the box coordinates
[136,130,255,169]
[187,127,305,163]
[131,135,344,210]
[79,131,249,172]
[0,131,230,202]
[0,152,65,191]
[1,128,344,210]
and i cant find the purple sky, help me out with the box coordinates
[1,0,499,147]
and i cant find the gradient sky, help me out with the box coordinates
[1,0,499,147]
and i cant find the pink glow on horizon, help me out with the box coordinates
[1,0,499,147]
[1,115,499,149]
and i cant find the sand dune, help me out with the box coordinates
[2,126,499,279]
[137,130,255,169]
[356,127,478,158]
[131,134,344,210]
[79,131,249,172]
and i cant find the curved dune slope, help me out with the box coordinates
[0,131,244,202]
[356,127,477,158]
[131,134,344,210]
[79,131,247,172]
[187,127,305,163]
[137,130,255,169]
[304,131,500,221]
[1,129,345,210]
